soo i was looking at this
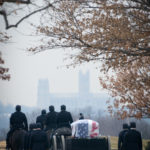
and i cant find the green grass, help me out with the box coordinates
[110,136,150,150]
[110,136,118,150]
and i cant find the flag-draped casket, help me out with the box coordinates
[65,120,109,150]
[71,119,99,138]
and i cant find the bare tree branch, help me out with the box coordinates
[0,0,30,6]
[0,3,53,29]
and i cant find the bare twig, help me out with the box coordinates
[0,3,53,29]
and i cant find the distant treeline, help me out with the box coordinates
[71,107,150,139]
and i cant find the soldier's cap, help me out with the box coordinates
[16,105,21,112]
[130,122,136,128]
[123,123,128,129]
[41,109,46,115]
[49,105,54,112]
[61,105,66,110]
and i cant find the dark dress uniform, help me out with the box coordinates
[124,129,142,150]
[10,111,28,130]
[79,113,84,120]
[36,110,47,130]
[30,129,49,150]
[45,106,58,130]
[6,105,28,149]
[55,105,73,137]
[24,131,32,150]
[57,108,73,128]
[24,123,36,150]
[118,129,128,150]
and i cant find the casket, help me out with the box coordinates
[71,119,99,138]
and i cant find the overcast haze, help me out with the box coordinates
[0,20,107,107]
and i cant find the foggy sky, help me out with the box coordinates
[0,18,105,107]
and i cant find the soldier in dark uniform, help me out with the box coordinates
[57,105,73,129]
[24,123,36,150]
[36,109,47,130]
[118,123,129,150]
[45,106,58,148]
[79,113,84,120]
[29,123,49,150]
[45,105,58,131]
[54,105,73,137]
[124,122,142,150]
[6,105,28,149]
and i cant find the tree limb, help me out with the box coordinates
[0,0,30,6]
[0,3,53,29]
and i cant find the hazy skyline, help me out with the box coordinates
[0,9,108,107]
[0,24,107,107]
[37,71,108,111]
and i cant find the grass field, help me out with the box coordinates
[110,136,150,150]
[0,141,5,150]
[0,137,150,150]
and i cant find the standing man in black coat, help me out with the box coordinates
[57,105,73,129]
[45,105,58,131]
[6,105,28,149]
[118,123,129,150]
[30,123,49,150]
[36,109,47,130]
[124,122,142,150]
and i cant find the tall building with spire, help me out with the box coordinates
[37,71,107,111]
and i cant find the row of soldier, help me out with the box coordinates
[6,104,143,150]
[36,105,73,131]
[6,104,74,150]
[118,122,142,150]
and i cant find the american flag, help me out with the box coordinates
[71,119,99,138]
[77,123,88,138]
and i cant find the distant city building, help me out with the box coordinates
[37,71,108,111]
